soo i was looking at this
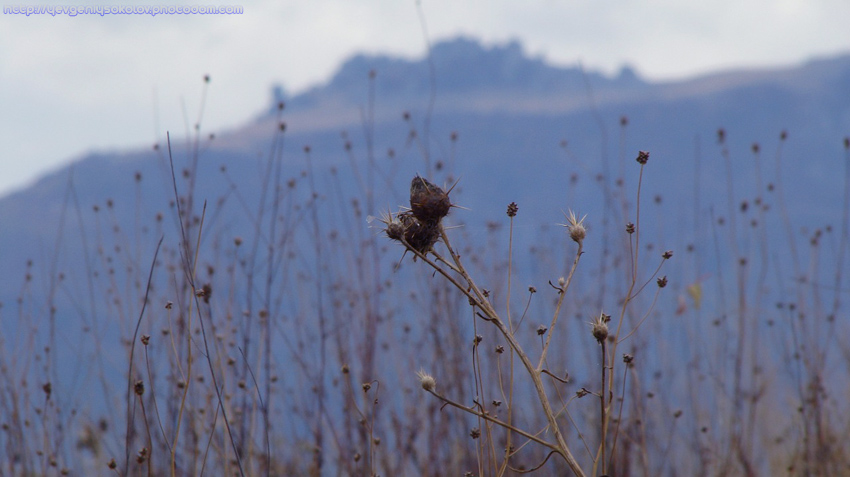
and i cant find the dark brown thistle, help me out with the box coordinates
[410,175,451,223]
[379,175,454,259]
[399,211,440,253]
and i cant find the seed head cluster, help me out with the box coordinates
[377,175,453,255]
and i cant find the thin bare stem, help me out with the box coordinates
[538,243,583,371]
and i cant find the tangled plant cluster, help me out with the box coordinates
[380,175,453,254]
[374,152,674,476]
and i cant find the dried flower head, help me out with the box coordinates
[506,202,518,217]
[416,368,436,392]
[372,209,405,241]
[636,150,650,164]
[401,212,440,253]
[561,210,587,244]
[410,175,451,223]
[590,312,609,343]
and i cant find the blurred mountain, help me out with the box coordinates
[3,34,850,321]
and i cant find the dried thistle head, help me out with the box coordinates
[410,175,451,223]
[561,210,587,244]
[416,368,436,392]
[372,208,440,256]
[400,212,440,254]
[371,209,405,241]
[590,312,610,343]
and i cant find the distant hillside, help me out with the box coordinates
[4,37,850,301]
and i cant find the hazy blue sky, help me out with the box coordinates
[2,0,849,197]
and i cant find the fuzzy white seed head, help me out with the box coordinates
[416,368,436,392]
[562,210,588,244]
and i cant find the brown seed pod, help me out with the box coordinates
[410,175,451,223]
[401,212,441,253]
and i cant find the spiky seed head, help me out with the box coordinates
[410,175,451,222]
[562,210,587,244]
[416,369,436,392]
[591,312,609,343]
[402,213,440,253]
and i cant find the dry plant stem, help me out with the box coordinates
[200,397,221,476]
[427,389,560,453]
[502,214,516,476]
[238,346,270,476]
[171,207,204,477]
[144,346,171,452]
[551,394,593,458]
[618,287,662,344]
[137,395,153,477]
[537,243,583,371]
[599,340,607,475]
[597,163,644,474]
[193,253,244,477]
[124,236,163,472]
[608,365,630,471]
[423,227,586,476]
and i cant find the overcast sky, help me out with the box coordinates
[2,0,849,197]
